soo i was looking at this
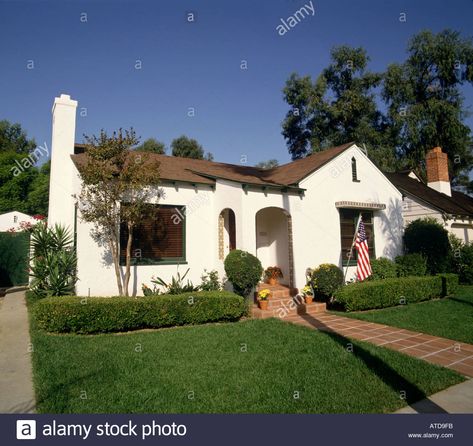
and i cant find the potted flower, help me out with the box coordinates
[302,285,313,304]
[258,288,271,310]
[264,266,283,286]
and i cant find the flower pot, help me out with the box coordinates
[267,277,278,286]
[304,296,313,305]
[259,300,269,310]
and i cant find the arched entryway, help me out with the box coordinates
[218,208,236,260]
[255,207,294,287]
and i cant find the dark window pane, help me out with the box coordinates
[120,204,185,264]
[339,209,375,264]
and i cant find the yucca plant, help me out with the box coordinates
[30,222,77,297]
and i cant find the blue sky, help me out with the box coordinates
[1,0,473,166]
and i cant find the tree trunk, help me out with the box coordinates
[109,236,123,296]
[123,222,133,297]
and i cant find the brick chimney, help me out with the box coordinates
[425,147,451,197]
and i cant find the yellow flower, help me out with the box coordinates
[258,288,271,300]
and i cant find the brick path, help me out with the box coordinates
[284,312,473,377]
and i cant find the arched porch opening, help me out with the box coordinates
[255,207,294,287]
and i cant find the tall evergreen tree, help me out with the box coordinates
[171,135,205,159]
[282,46,394,168]
[383,29,473,183]
[135,138,166,154]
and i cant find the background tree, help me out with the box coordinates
[0,121,48,215]
[282,46,393,168]
[26,161,50,215]
[171,135,206,159]
[0,120,36,154]
[135,138,166,154]
[0,151,34,213]
[255,159,279,169]
[77,128,161,296]
[383,29,473,184]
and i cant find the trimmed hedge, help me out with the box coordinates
[395,253,427,277]
[437,273,459,296]
[33,291,246,334]
[334,275,459,312]
[370,257,397,280]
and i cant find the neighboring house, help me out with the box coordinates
[48,94,404,296]
[386,147,473,243]
[0,211,37,232]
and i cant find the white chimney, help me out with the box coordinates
[47,94,78,228]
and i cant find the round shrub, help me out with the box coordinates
[224,249,263,297]
[395,253,427,277]
[310,263,344,300]
[404,218,450,274]
[370,257,397,280]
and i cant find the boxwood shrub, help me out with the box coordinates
[395,253,427,277]
[370,257,397,280]
[224,249,263,297]
[33,291,246,334]
[334,275,458,312]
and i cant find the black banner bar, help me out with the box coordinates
[2,414,472,446]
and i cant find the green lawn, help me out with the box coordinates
[333,285,473,345]
[30,316,463,413]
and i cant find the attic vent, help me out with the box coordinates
[351,157,359,182]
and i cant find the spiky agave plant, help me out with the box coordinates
[30,222,77,297]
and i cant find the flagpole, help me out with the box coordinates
[343,213,362,283]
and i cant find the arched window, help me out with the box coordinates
[351,157,359,182]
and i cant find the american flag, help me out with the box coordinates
[355,217,372,281]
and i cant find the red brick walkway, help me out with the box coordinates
[285,313,473,377]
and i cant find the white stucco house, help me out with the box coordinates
[48,94,404,296]
[0,211,37,232]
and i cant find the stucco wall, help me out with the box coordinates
[75,183,215,296]
[291,146,404,285]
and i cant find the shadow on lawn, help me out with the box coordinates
[298,312,448,413]
[448,296,473,308]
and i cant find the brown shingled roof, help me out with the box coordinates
[71,141,355,190]
[386,172,473,218]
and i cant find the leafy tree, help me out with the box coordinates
[135,138,166,154]
[204,152,214,161]
[171,135,205,159]
[282,46,392,168]
[76,129,161,296]
[383,29,473,183]
[255,159,279,169]
[26,161,50,216]
[0,121,48,215]
[0,120,36,154]
[0,151,37,213]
